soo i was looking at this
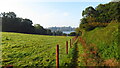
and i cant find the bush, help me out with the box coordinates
[68,32,76,36]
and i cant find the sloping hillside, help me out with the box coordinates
[79,21,119,66]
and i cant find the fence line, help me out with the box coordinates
[3,37,77,68]
[56,37,77,68]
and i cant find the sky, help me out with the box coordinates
[0,0,111,28]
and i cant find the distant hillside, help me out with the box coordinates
[47,26,76,32]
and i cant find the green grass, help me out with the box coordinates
[82,21,119,60]
[77,43,84,66]
[1,32,73,66]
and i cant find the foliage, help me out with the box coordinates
[82,6,98,18]
[79,22,109,31]
[75,27,82,36]
[68,32,77,36]
[34,24,46,35]
[79,1,120,31]
[1,12,53,35]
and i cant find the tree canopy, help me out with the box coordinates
[1,12,54,35]
[78,1,120,31]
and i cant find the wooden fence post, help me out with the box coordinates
[66,41,68,54]
[70,39,72,48]
[56,45,59,68]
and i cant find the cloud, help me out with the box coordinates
[0,0,110,3]
[22,0,111,2]
[63,12,69,16]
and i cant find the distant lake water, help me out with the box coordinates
[63,31,75,34]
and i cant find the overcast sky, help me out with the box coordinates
[0,0,111,28]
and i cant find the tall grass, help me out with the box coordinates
[82,21,119,61]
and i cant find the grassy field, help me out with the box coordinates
[1,32,73,67]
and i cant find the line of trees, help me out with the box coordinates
[1,12,63,35]
[77,1,120,31]
[48,26,75,32]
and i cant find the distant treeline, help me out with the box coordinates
[1,12,65,36]
[75,1,120,32]
[48,26,75,32]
